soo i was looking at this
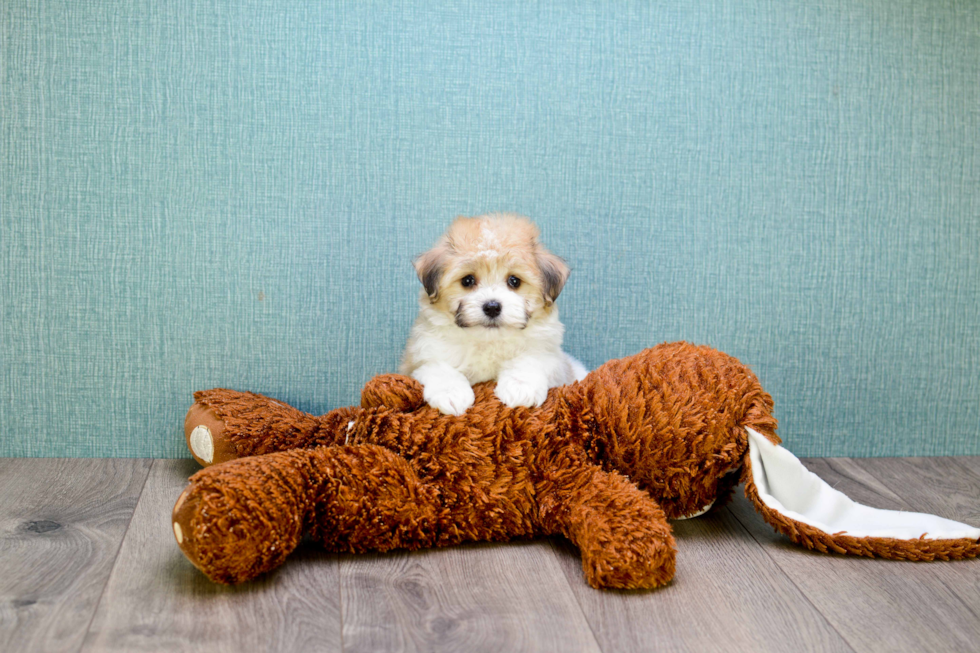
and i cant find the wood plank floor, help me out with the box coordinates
[1,456,977,653]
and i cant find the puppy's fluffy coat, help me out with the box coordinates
[400,213,587,415]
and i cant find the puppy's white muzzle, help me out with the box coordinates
[455,284,527,329]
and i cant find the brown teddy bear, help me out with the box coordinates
[172,342,980,589]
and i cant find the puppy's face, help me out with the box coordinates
[414,214,570,331]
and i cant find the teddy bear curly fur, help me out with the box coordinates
[171,341,979,589]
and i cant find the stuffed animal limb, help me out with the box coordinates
[184,374,423,467]
[173,342,980,589]
[546,464,677,589]
[173,443,449,584]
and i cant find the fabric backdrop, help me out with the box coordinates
[2,0,978,458]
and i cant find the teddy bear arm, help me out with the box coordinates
[360,374,425,412]
[185,389,358,466]
[545,464,677,590]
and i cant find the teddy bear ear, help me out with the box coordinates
[413,246,447,301]
[744,426,980,559]
[536,249,570,305]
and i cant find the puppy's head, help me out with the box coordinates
[414,213,570,330]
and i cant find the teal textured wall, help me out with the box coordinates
[2,1,978,458]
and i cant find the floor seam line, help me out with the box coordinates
[338,555,346,653]
[547,538,605,653]
[75,457,154,653]
[723,497,860,653]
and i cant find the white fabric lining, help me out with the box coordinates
[746,427,980,541]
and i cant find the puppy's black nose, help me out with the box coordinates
[483,301,502,318]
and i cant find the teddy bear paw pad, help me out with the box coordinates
[189,425,214,464]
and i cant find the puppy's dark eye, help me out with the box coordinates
[507,275,521,289]
[461,274,476,288]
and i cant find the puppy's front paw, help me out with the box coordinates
[423,381,475,416]
[495,374,549,408]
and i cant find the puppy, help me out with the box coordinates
[400,213,588,415]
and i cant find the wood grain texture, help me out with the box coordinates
[853,456,980,525]
[553,509,853,653]
[727,456,980,653]
[0,458,151,653]
[3,456,977,653]
[340,541,601,653]
[81,459,344,653]
[950,457,980,487]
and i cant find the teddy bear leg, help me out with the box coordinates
[549,465,676,590]
[172,448,318,583]
[173,444,444,583]
[184,389,357,466]
[359,374,425,412]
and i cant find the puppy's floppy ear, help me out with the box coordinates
[536,250,570,304]
[413,247,447,301]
